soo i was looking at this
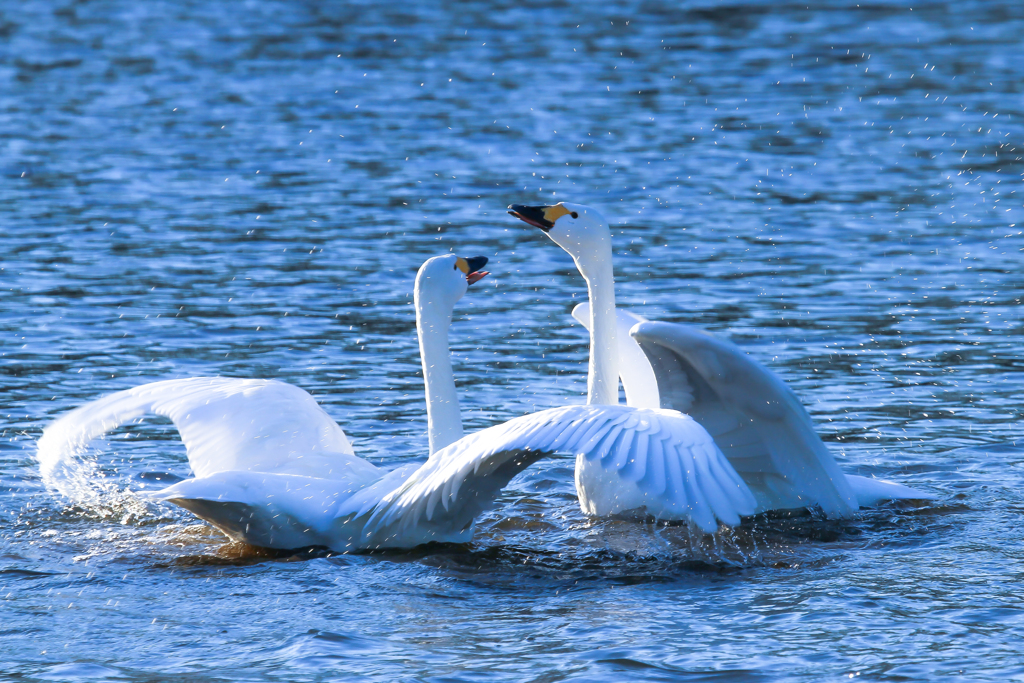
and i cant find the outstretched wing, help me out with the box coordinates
[351,404,756,539]
[630,321,858,517]
[38,378,378,497]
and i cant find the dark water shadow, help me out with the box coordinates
[154,498,958,589]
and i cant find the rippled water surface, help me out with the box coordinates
[2,1,1023,680]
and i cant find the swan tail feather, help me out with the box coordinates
[846,474,937,507]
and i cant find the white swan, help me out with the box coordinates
[38,248,763,548]
[508,202,935,516]
[36,254,492,549]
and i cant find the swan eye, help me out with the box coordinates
[570,211,578,219]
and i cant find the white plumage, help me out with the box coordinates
[38,377,364,484]
[358,404,755,539]
[629,318,936,511]
[38,379,753,550]
[509,201,935,519]
[36,253,753,551]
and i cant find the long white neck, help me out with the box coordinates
[576,251,619,406]
[415,296,464,455]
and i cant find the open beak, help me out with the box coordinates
[507,204,555,232]
[462,255,489,285]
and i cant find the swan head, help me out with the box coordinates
[414,254,489,314]
[507,202,610,274]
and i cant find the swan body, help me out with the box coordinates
[575,306,933,512]
[38,252,752,549]
[501,202,754,530]
[37,255,497,550]
[37,380,754,548]
[509,202,935,520]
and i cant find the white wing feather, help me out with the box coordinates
[629,321,860,516]
[37,378,379,497]
[352,404,756,536]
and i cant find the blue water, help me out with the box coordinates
[2,1,1023,680]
